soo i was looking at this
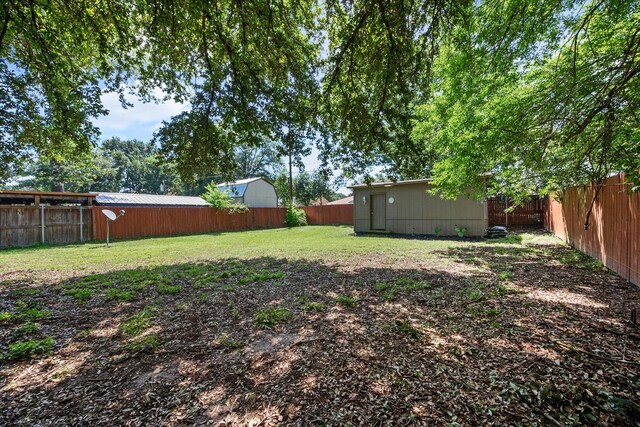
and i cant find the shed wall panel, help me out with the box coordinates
[353,183,487,236]
[243,179,278,207]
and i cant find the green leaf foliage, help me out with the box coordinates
[202,183,249,213]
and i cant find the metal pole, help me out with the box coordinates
[79,206,83,242]
[40,205,45,244]
[106,220,110,248]
[505,198,509,228]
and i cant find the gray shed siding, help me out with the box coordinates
[353,182,487,237]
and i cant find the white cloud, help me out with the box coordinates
[93,88,188,141]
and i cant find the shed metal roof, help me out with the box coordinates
[348,178,433,189]
[216,177,264,198]
[95,192,209,206]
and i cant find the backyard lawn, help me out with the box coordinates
[1,226,639,425]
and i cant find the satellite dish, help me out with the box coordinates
[101,209,125,247]
[102,209,117,221]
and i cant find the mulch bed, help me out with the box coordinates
[1,239,639,426]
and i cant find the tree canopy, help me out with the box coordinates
[1,1,638,200]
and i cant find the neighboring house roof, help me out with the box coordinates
[95,192,209,206]
[310,196,330,206]
[216,177,264,198]
[326,195,353,205]
[348,178,433,189]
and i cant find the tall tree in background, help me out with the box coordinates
[234,140,285,182]
[273,169,341,206]
[100,138,178,193]
[19,153,117,193]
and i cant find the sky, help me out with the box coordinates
[92,90,325,174]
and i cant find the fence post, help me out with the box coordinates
[40,205,45,244]
[79,206,84,242]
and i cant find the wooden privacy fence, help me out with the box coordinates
[92,207,287,240]
[545,173,640,286]
[301,205,353,225]
[488,196,545,226]
[0,206,92,248]
[1,204,355,247]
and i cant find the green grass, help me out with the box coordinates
[395,321,421,339]
[218,334,245,350]
[12,321,40,338]
[336,294,356,307]
[489,285,521,297]
[126,334,160,353]
[156,284,182,295]
[65,287,94,303]
[14,300,51,321]
[120,308,154,336]
[254,306,294,327]
[376,277,431,302]
[239,270,285,284]
[302,301,326,312]
[107,288,137,301]
[498,271,513,281]
[0,226,472,277]
[2,337,55,361]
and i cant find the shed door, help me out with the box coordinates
[371,193,386,230]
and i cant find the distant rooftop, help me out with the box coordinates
[95,192,208,206]
[326,195,353,205]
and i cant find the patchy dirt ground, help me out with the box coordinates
[1,231,640,426]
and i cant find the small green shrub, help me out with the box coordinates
[65,288,94,303]
[254,307,293,327]
[202,183,249,213]
[285,204,307,227]
[434,226,442,237]
[4,337,55,361]
[0,311,12,323]
[336,294,356,307]
[302,301,326,312]
[126,334,160,352]
[455,225,467,238]
[156,284,182,295]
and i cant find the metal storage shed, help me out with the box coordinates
[217,177,278,208]
[349,179,488,237]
